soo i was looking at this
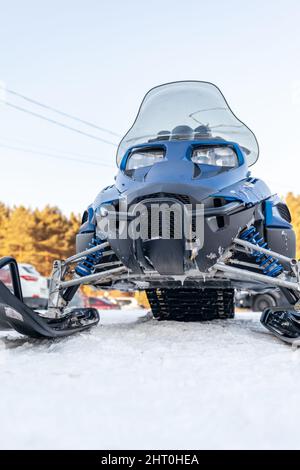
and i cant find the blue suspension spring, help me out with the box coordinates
[240,226,283,277]
[75,237,104,277]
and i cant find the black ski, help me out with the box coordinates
[0,257,99,339]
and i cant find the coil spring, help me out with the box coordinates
[240,226,283,277]
[75,237,104,277]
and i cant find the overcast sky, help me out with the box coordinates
[0,0,300,214]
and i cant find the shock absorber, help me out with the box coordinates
[240,226,283,277]
[75,237,104,277]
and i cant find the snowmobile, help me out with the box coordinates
[1,81,300,344]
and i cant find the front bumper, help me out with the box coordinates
[104,196,255,275]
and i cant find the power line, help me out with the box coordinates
[0,142,115,167]
[0,86,121,138]
[0,136,112,162]
[3,101,118,146]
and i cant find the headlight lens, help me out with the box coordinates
[191,147,238,168]
[126,149,165,170]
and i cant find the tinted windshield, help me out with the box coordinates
[117,81,259,166]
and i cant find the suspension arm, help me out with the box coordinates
[63,242,110,265]
[233,237,297,266]
[214,263,300,291]
[58,266,128,289]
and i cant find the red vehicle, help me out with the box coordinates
[86,296,120,310]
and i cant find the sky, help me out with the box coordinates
[0,0,300,214]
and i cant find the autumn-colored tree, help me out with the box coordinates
[286,192,300,258]
[0,203,80,276]
[1,206,36,262]
[0,202,10,256]
[29,206,80,275]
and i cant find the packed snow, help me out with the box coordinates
[0,308,300,450]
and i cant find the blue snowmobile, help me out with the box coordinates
[1,81,300,343]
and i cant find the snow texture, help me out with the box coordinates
[0,309,299,450]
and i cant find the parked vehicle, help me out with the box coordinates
[67,290,87,309]
[86,296,120,310]
[0,266,12,288]
[0,263,49,309]
[116,297,139,309]
[19,264,49,309]
[235,289,289,312]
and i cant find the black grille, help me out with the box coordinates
[132,193,193,241]
[167,194,191,205]
[134,193,191,205]
[277,203,292,223]
[143,203,180,239]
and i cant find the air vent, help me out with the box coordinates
[277,202,292,223]
[81,211,88,224]
[134,193,191,205]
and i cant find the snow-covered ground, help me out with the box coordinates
[0,308,300,450]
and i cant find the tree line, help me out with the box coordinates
[285,193,300,257]
[0,194,300,277]
[0,203,80,276]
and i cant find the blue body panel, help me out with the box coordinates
[79,139,291,238]
[264,196,292,229]
[214,177,272,205]
[79,206,96,233]
[90,139,273,212]
[114,140,250,203]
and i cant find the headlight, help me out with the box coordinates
[126,149,165,170]
[191,146,238,168]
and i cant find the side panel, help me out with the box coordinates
[76,232,94,254]
[196,206,256,272]
[265,227,296,259]
[264,196,296,259]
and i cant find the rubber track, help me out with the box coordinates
[146,288,235,321]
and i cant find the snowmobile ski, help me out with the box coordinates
[0,257,99,339]
[261,307,300,344]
